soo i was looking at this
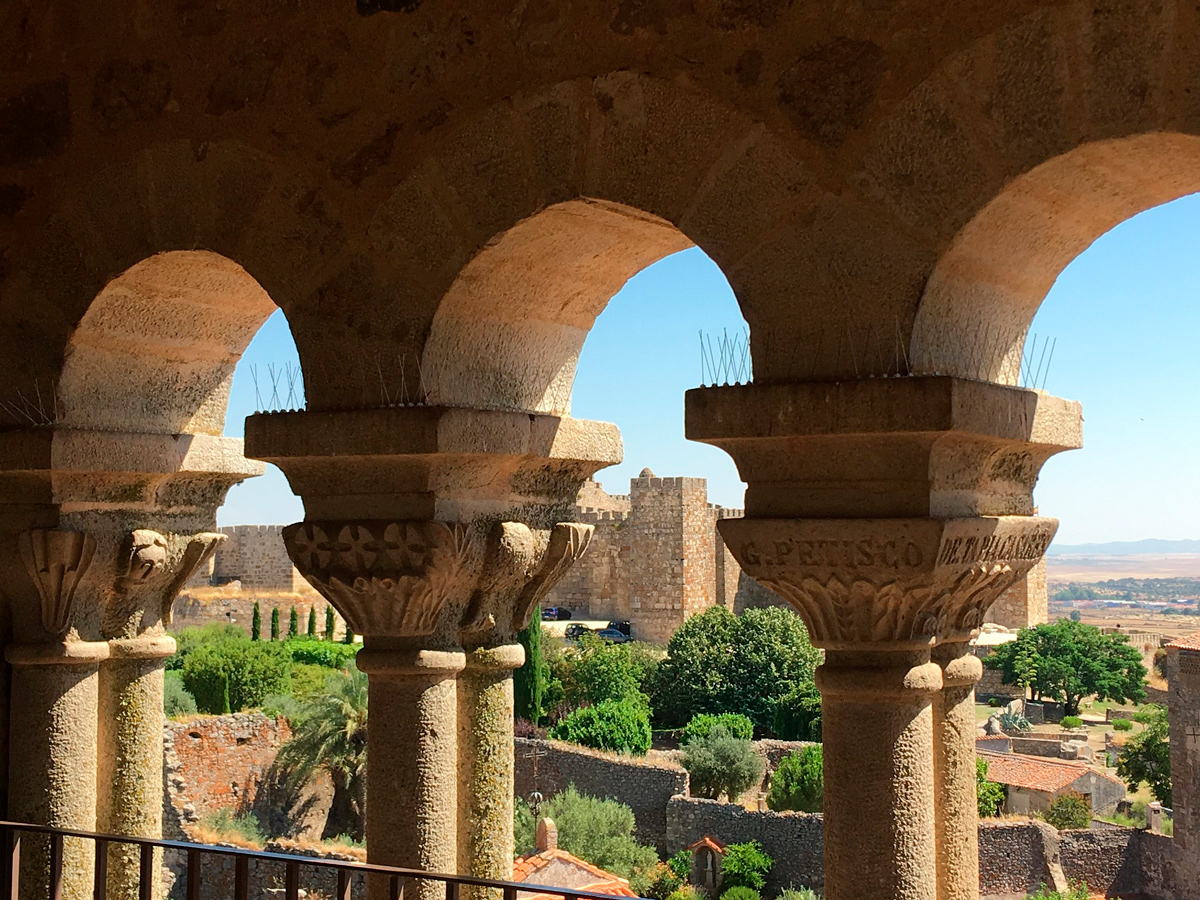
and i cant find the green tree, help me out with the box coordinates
[182,640,291,713]
[164,671,198,718]
[167,623,246,671]
[277,666,368,840]
[976,758,1005,817]
[307,606,317,637]
[681,725,764,801]
[773,683,822,741]
[325,605,336,641]
[514,615,547,724]
[251,602,262,642]
[559,634,650,709]
[550,699,652,754]
[682,712,754,745]
[1044,792,1092,830]
[513,787,657,878]
[270,607,281,641]
[719,842,773,893]
[1117,705,1171,806]
[343,624,356,645]
[650,607,819,732]
[766,745,823,813]
[288,606,299,640]
[983,620,1147,715]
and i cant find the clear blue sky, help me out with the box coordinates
[221,197,1200,547]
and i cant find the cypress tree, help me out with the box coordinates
[307,606,317,637]
[251,602,262,641]
[270,607,280,641]
[325,605,336,641]
[343,624,355,645]
[514,614,546,724]
[288,606,299,639]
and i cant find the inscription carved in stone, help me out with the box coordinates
[18,529,97,639]
[284,521,478,637]
[721,517,1057,647]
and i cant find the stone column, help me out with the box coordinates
[931,641,985,900]
[6,529,106,900]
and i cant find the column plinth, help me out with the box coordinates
[932,641,985,900]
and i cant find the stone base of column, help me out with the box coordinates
[458,644,524,900]
[98,635,175,900]
[6,641,109,900]
[357,647,466,900]
[817,649,942,900]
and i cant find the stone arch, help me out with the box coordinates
[57,250,278,435]
[909,133,1200,383]
[309,73,820,412]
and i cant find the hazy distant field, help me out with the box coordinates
[1047,553,1200,581]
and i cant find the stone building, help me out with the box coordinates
[188,525,315,593]
[1166,631,1200,898]
[6,5,1200,900]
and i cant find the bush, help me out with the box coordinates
[767,745,823,813]
[999,711,1032,734]
[290,663,334,699]
[719,888,759,900]
[286,640,359,669]
[1112,717,1133,732]
[167,623,247,671]
[1133,704,1163,724]
[719,842,773,893]
[1061,715,1084,729]
[182,640,292,714]
[1044,792,1092,831]
[773,683,822,742]
[1027,881,1090,900]
[636,863,684,900]
[550,699,652,754]
[513,787,657,878]
[977,758,1005,817]
[665,888,700,900]
[556,634,651,710]
[682,726,764,801]
[682,712,754,745]
[198,808,265,846]
[777,889,820,900]
[1117,705,1172,805]
[667,850,691,881]
[987,697,1001,708]
[164,671,198,719]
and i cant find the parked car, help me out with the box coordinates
[607,620,632,637]
[595,628,631,643]
[564,623,592,641]
[541,606,573,620]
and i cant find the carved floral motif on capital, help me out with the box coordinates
[721,517,1056,648]
[284,521,479,637]
[18,529,97,638]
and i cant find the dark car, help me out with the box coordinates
[564,623,592,641]
[607,620,632,637]
[541,606,573,620]
[595,627,631,643]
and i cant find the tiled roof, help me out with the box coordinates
[513,849,637,900]
[977,751,1091,794]
[1164,630,1200,652]
[687,837,725,855]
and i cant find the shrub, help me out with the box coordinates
[635,863,684,900]
[976,758,1005,817]
[550,699,652,754]
[290,663,334,699]
[514,717,547,739]
[683,712,754,745]
[1112,717,1133,732]
[167,623,247,671]
[1133,704,1163,724]
[1061,715,1084,729]
[513,787,657,878]
[987,697,1001,708]
[999,711,1032,734]
[182,640,291,714]
[1044,792,1092,831]
[682,726,764,801]
[198,808,265,846]
[667,850,691,881]
[557,634,650,710]
[767,745,823,813]
[665,888,700,900]
[773,683,822,742]
[1027,881,1090,900]
[719,888,759,900]
[515,616,548,724]
[719,842,773,893]
[777,889,820,900]
[164,671,198,719]
[1117,705,1172,805]
[286,640,359,669]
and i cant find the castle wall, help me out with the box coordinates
[1168,640,1200,897]
[987,557,1048,629]
[213,525,309,592]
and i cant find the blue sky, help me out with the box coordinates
[220,196,1200,546]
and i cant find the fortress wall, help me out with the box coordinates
[541,510,631,621]
[987,558,1048,629]
[214,525,308,591]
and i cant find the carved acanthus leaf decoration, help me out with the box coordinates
[284,521,478,637]
[18,529,97,639]
[512,522,594,632]
[162,533,226,626]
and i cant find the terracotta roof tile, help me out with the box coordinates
[513,849,637,900]
[1165,630,1200,652]
[978,751,1091,794]
[687,837,725,854]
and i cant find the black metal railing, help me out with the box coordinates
[0,821,633,900]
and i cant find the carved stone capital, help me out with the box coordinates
[106,529,225,637]
[18,529,97,639]
[284,521,482,638]
[511,522,593,632]
[720,516,1057,649]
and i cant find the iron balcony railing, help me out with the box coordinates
[0,820,636,900]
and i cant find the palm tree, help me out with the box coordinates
[277,666,368,840]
